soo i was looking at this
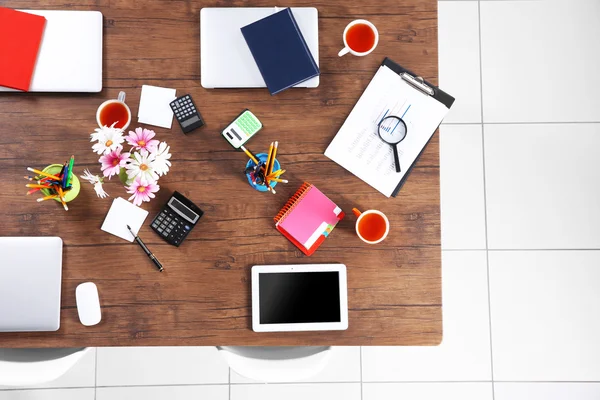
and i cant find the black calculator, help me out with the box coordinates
[150,191,204,247]
[169,94,205,134]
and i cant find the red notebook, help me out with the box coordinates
[274,182,345,256]
[0,7,46,91]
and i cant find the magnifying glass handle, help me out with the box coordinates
[393,145,401,173]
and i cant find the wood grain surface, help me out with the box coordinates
[0,0,441,347]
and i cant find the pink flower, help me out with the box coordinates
[99,146,130,178]
[126,127,159,152]
[126,177,159,206]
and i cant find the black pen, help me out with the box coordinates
[127,225,164,272]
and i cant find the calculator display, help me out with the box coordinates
[181,115,200,127]
[168,197,199,223]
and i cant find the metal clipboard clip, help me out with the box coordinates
[401,73,435,96]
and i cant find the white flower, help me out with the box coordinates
[91,124,125,155]
[151,141,171,176]
[80,169,109,198]
[125,149,158,182]
[93,182,109,198]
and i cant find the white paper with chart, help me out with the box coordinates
[324,64,450,197]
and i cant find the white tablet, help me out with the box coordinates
[251,264,348,332]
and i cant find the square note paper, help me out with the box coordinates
[101,197,149,242]
[138,84,176,129]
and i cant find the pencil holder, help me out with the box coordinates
[40,164,81,202]
[245,153,281,192]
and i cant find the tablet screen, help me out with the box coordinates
[259,272,341,324]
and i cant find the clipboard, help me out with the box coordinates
[324,57,455,198]
[382,58,455,196]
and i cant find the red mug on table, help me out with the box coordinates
[96,91,131,130]
[353,208,390,244]
[338,20,379,57]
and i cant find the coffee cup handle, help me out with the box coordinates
[118,91,126,103]
[352,208,362,217]
[338,47,350,57]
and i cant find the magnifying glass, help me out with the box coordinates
[378,115,407,173]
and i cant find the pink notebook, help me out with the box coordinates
[274,183,345,256]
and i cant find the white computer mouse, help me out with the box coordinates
[76,282,102,326]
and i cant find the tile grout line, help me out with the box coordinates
[446,248,600,252]
[442,121,600,125]
[8,381,600,393]
[97,383,235,388]
[476,1,496,398]
[94,347,98,400]
[360,346,364,400]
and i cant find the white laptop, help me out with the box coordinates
[0,10,103,93]
[200,7,319,89]
[0,237,63,332]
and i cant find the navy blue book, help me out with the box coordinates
[241,8,319,95]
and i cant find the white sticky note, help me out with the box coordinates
[101,197,149,242]
[137,84,176,129]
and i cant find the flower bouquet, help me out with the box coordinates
[88,125,171,206]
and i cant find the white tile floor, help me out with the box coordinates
[2,1,600,399]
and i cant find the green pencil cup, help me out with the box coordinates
[40,164,81,203]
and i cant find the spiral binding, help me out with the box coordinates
[273,182,312,223]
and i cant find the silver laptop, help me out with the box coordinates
[200,7,319,89]
[0,237,63,332]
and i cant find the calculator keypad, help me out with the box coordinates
[172,96,194,119]
[170,94,205,134]
[235,111,261,136]
[151,209,192,246]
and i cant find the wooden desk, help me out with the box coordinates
[0,0,441,347]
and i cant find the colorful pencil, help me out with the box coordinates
[67,155,74,186]
[268,168,285,177]
[60,161,69,189]
[56,186,69,211]
[37,194,58,202]
[240,145,259,165]
[264,142,275,186]
[26,184,52,189]
[26,167,61,181]
[269,141,278,177]
[25,174,59,183]
[265,142,274,174]
[266,172,285,181]
[269,177,288,183]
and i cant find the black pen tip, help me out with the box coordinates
[126,225,132,230]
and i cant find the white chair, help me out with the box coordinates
[0,347,90,387]
[217,346,332,383]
